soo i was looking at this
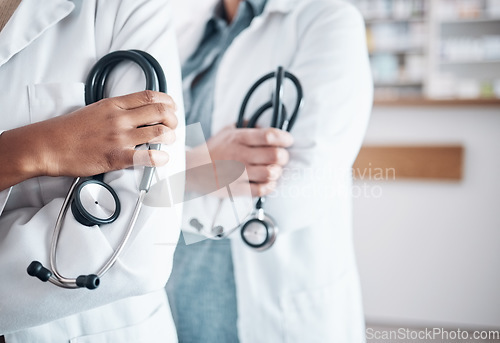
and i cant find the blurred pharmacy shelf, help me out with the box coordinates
[373,97,500,106]
[439,16,500,24]
[349,0,500,103]
[439,59,500,65]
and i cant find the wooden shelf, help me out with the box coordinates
[373,98,500,107]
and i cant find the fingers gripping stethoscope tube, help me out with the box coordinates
[236,66,303,251]
[27,50,167,289]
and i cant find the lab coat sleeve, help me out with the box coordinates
[264,2,373,233]
[0,0,185,334]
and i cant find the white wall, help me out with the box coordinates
[353,105,500,329]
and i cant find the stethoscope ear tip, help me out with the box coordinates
[76,274,100,289]
[27,261,52,282]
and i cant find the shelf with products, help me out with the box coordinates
[349,0,500,102]
[439,59,500,65]
[375,81,424,87]
[437,24,500,65]
[351,0,427,21]
[369,50,427,97]
[369,48,425,55]
[430,1,500,100]
[350,0,430,100]
[365,19,428,53]
[435,0,500,20]
[439,17,500,24]
[373,98,500,107]
[364,17,427,24]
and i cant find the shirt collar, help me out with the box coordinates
[201,0,268,42]
[213,0,267,22]
[246,0,267,17]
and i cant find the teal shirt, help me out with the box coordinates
[166,1,267,342]
[181,0,266,138]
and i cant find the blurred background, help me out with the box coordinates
[347,0,500,341]
[171,0,500,340]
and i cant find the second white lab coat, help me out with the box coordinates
[173,0,373,342]
[0,0,184,341]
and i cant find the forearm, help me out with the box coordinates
[0,126,46,191]
[0,90,177,193]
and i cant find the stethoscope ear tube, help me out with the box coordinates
[236,71,275,128]
[271,66,285,128]
[84,50,166,105]
[283,71,303,132]
[236,67,303,132]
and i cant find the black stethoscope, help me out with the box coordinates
[237,66,303,250]
[27,50,167,289]
[189,66,303,251]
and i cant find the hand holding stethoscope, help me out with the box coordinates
[27,50,174,289]
[236,66,303,250]
[190,67,303,251]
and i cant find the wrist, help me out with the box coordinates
[1,125,48,180]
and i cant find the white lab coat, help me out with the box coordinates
[0,0,184,342]
[173,0,373,342]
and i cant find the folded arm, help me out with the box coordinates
[0,0,185,334]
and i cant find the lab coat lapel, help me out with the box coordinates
[0,0,74,67]
[264,0,299,13]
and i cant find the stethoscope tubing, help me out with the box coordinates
[272,66,284,128]
[237,66,304,230]
[203,67,303,248]
[236,69,303,132]
[85,50,166,104]
[49,177,81,288]
[41,50,167,289]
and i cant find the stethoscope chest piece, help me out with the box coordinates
[71,179,120,227]
[240,210,277,251]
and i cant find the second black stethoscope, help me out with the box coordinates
[27,50,167,289]
[189,66,303,251]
